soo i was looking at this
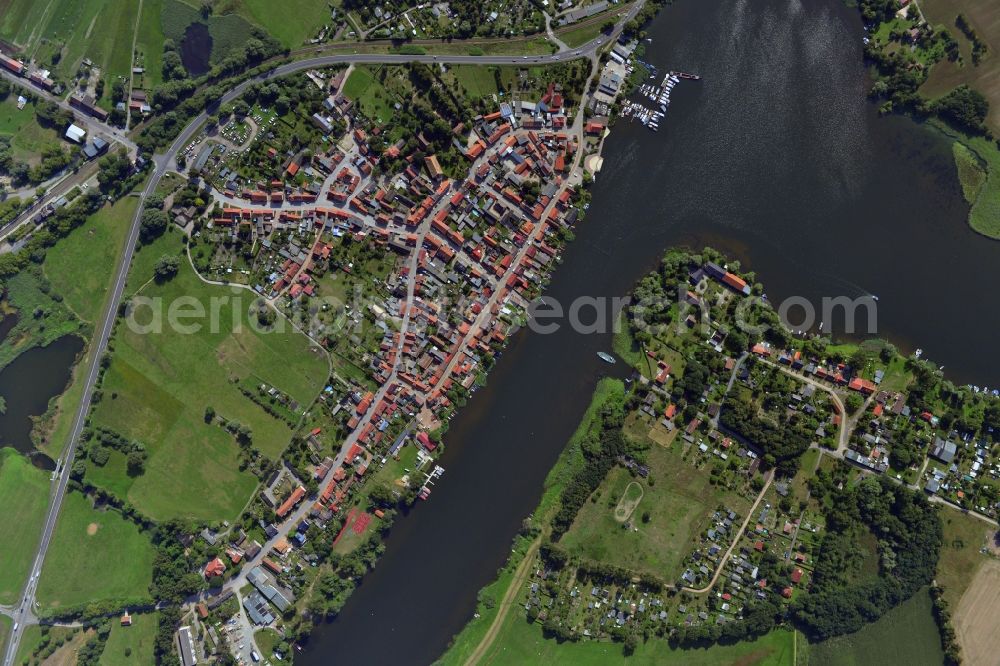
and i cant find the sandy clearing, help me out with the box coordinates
[86,522,98,535]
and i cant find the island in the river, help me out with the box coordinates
[440,247,1000,666]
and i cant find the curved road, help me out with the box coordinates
[0,4,646,663]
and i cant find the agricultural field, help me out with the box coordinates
[558,424,752,582]
[920,0,1000,133]
[161,0,258,72]
[100,611,159,666]
[0,0,139,109]
[88,230,327,522]
[237,0,334,47]
[954,559,1000,666]
[0,448,49,605]
[803,587,944,666]
[35,490,155,612]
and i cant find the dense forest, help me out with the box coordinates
[795,475,942,639]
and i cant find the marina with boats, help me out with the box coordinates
[621,70,701,131]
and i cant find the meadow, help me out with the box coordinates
[0,616,8,660]
[936,510,991,607]
[0,448,50,605]
[920,0,1000,133]
[342,66,396,125]
[557,22,604,49]
[100,611,159,665]
[34,195,138,458]
[253,627,284,661]
[36,490,155,612]
[237,0,332,47]
[44,196,137,325]
[559,432,751,582]
[0,97,67,167]
[88,230,327,522]
[467,616,796,666]
[802,587,944,666]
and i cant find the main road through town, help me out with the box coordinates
[0,3,645,663]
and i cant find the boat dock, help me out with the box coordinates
[621,70,701,132]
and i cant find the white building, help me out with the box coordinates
[64,124,86,143]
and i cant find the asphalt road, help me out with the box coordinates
[0,4,646,662]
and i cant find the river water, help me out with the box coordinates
[299,0,994,663]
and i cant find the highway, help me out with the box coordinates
[0,3,646,662]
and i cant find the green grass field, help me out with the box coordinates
[254,627,285,660]
[936,511,991,607]
[239,0,331,47]
[0,97,68,167]
[0,448,49,605]
[557,22,604,49]
[36,490,154,612]
[44,196,137,325]
[32,196,137,458]
[100,611,159,666]
[559,441,751,582]
[342,66,395,125]
[134,0,165,93]
[449,65,502,100]
[469,616,796,666]
[0,615,9,660]
[802,587,943,666]
[612,311,647,373]
[89,230,327,522]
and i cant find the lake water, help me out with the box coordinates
[298,0,995,663]
[0,335,83,454]
[0,311,17,344]
[180,22,213,77]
